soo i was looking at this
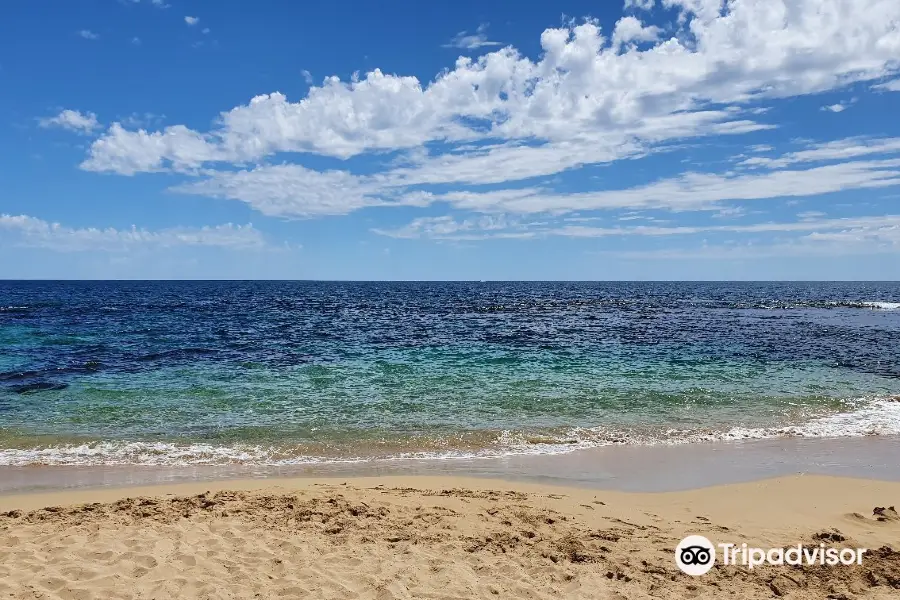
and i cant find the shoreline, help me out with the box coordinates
[3,434,899,495]
[2,473,899,598]
[0,471,898,516]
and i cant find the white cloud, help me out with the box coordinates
[202,27,210,35]
[606,225,900,259]
[821,98,857,113]
[872,79,900,92]
[301,70,313,85]
[132,37,141,46]
[171,164,440,217]
[443,23,503,50]
[624,0,656,10]
[78,30,99,40]
[171,164,388,216]
[119,112,166,128]
[547,214,900,238]
[39,110,101,134]
[611,16,662,48]
[81,123,221,174]
[374,213,900,256]
[163,139,900,219]
[739,137,900,169]
[59,1,900,228]
[128,0,168,7]
[185,16,199,26]
[412,158,900,215]
[82,0,900,182]
[372,215,531,240]
[0,215,265,252]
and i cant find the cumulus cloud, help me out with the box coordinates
[444,24,503,50]
[185,16,199,26]
[0,215,265,252]
[81,123,220,174]
[39,110,101,134]
[611,16,662,48]
[82,1,900,179]
[59,0,900,226]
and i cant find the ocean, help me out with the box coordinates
[1,281,899,467]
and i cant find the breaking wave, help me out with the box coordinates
[2,397,898,467]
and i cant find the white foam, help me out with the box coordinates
[2,398,899,466]
[724,398,900,439]
[861,302,900,310]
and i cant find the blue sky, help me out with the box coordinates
[2,0,900,280]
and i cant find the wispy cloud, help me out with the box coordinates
[623,0,655,10]
[374,213,900,244]
[872,79,900,92]
[77,30,99,40]
[443,23,502,50]
[602,235,900,260]
[821,99,855,113]
[738,137,900,169]
[39,110,101,134]
[0,215,266,252]
[117,112,166,129]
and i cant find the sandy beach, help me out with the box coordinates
[1,474,898,599]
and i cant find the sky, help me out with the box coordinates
[1,0,900,280]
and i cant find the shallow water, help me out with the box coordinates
[1,281,899,466]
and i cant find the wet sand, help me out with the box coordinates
[3,435,899,494]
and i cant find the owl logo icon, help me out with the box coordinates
[675,535,716,575]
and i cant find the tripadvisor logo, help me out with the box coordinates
[676,535,716,576]
[675,535,868,576]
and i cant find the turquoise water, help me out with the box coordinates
[1,281,899,465]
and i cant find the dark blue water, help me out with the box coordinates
[1,281,899,466]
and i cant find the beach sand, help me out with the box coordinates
[1,475,899,599]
